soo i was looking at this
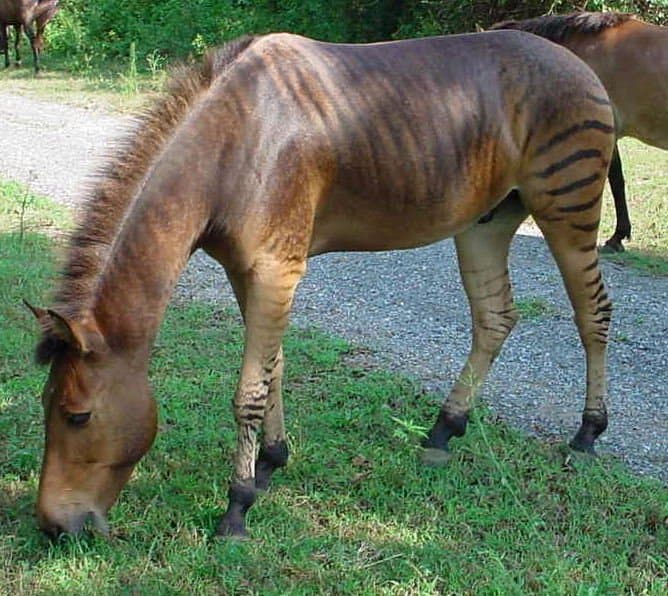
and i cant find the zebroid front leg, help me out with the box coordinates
[217,258,306,538]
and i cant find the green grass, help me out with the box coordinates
[599,139,668,275]
[515,297,554,320]
[0,179,72,237]
[0,55,165,113]
[2,187,668,593]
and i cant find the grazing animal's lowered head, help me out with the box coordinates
[26,38,255,537]
[26,303,157,537]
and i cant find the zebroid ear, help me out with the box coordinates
[24,299,108,355]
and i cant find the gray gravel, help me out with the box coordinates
[2,92,667,482]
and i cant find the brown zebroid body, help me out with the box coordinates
[492,12,668,251]
[28,31,616,538]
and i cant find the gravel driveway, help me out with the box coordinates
[2,91,667,482]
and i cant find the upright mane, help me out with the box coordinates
[490,12,636,42]
[36,35,257,364]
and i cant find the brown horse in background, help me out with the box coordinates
[27,31,615,539]
[0,0,59,72]
[491,12,668,252]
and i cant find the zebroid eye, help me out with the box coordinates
[67,412,91,426]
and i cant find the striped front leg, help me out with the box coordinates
[217,257,305,538]
[224,271,290,492]
[255,346,289,491]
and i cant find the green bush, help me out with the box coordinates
[397,0,668,38]
[44,0,668,72]
[46,0,412,70]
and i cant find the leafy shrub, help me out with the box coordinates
[46,0,407,69]
[44,0,668,73]
[397,0,668,38]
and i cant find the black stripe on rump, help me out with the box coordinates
[534,120,614,157]
[571,219,600,232]
[557,193,601,213]
[535,149,602,179]
[547,173,600,196]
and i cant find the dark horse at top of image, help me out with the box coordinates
[0,0,59,72]
[27,31,615,539]
[491,11,668,252]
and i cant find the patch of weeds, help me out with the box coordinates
[516,297,554,320]
[118,41,139,96]
[0,179,71,237]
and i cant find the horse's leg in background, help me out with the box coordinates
[217,256,307,537]
[34,22,45,55]
[12,25,20,65]
[422,193,526,463]
[22,23,39,72]
[1,26,8,68]
[603,144,631,252]
[223,268,289,492]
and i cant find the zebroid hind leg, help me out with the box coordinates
[423,195,527,464]
[532,211,612,455]
[217,256,306,537]
[602,145,631,253]
[520,116,615,454]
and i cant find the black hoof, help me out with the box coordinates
[423,410,468,453]
[255,440,288,491]
[216,514,249,539]
[569,413,607,455]
[216,483,256,538]
[601,239,625,253]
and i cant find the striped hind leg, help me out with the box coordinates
[530,209,611,454]
[217,256,306,538]
[423,194,527,464]
[517,102,615,452]
[519,146,613,453]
